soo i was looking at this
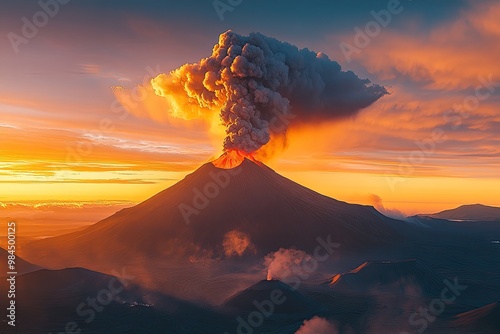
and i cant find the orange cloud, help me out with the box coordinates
[223,230,254,257]
[339,1,500,91]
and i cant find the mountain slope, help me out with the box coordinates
[223,279,318,314]
[328,259,445,297]
[23,159,400,268]
[453,302,500,333]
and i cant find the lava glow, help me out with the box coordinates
[330,274,342,285]
[212,150,259,169]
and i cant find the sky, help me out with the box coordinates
[1,0,499,227]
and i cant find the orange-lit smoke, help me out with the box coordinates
[223,230,253,257]
[212,149,262,169]
[150,30,387,156]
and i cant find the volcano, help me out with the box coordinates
[23,157,400,268]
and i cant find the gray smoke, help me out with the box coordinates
[152,30,388,153]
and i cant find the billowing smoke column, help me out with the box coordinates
[151,30,387,153]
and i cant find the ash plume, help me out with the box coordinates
[151,30,387,153]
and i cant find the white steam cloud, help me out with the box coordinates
[264,248,312,281]
[369,194,407,220]
[295,316,339,334]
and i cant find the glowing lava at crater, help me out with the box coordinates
[212,150,260,169]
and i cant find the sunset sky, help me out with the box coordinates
[1,0,499,228]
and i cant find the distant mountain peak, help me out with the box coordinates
[457,203,490,209]
[423,203,500,222]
